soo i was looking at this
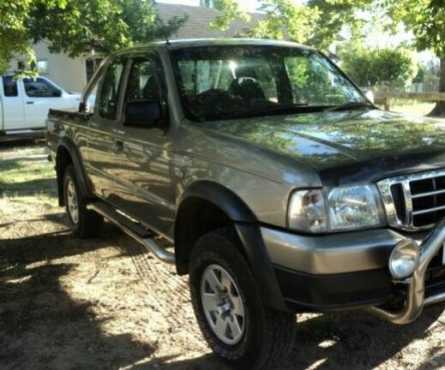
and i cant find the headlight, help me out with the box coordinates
[288,185,384,233]
[328,185,383,231]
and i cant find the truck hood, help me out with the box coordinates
[205,109,445,185]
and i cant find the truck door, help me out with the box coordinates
[83,57,128,201]
[22,77,65,129]
[110,55,176,237]
[1,76,26,131]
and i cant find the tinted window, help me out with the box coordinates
[98,60,126,120]
[125,58,160,102]
[24,78,62,97]
[3,76,18,97]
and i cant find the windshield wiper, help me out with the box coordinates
[247,103,309,115]
[194,103,312,121]
[323,101,374,113]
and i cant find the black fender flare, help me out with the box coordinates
[177,181,288,312]
[56,138,91,205]
[179,181,257,223]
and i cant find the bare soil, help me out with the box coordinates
[0,141,444,370]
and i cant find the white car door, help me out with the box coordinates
[22,77,80,129]
[1,76,26,131]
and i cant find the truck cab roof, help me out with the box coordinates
[113,38,315,55]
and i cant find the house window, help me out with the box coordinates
[200,0,216,8]
[36,60,49,75]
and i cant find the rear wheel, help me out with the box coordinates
[189,228,295,370]
[63,165,103,238]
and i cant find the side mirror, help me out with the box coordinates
[124,100,161,128]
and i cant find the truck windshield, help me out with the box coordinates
[170,45,367,122]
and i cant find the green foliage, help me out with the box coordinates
[386,0,445,112]
[413,66,425,84]
[211,0,372,49]
[307,0,371,49]
[341,46,418,87]
[210,0,251,31]
[0,1,45,73]
[0,0,185,74]
[388,0,445,57]
[251,0,321,44]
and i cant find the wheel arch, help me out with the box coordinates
[174,180,288,312]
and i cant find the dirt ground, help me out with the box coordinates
[1,141,445,370]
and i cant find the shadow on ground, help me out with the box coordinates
[0,144,443,369]
[0,137,44,148]
[1,219,444,370]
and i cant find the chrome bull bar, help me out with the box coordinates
[368,218,445,325]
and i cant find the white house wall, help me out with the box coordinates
[32,42,88,93]
[8,41,88,94]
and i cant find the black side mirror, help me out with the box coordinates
[124,100,161,128]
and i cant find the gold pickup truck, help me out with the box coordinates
[47,38,445,369]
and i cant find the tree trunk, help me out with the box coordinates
[429,57,445,117]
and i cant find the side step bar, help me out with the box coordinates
[89,202,175,264]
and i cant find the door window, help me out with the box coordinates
[23,78,61,97]
[3,76,18,97]
[125,58,160,102]
[98,59,126,120]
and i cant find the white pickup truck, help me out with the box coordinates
[0,75,81,135]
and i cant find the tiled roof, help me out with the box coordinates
[156,3,262,39]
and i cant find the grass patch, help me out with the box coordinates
[0,155,56,197]
[377,99,436,116]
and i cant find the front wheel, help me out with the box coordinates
[189,228,296,370]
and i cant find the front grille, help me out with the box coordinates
[378,170,445,231]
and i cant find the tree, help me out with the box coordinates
[0,1,43,73]
[340,46,418,87]
[210,0,371,49]
[0,0,185,74]
[388,0,445,116]
[306,0,371,49]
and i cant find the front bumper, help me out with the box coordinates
[262,222,445,324]
[369,219,445,324]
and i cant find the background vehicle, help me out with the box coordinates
[47,39,445,369]
[0,75,80,135]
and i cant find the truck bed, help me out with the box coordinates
[48,109,92,122]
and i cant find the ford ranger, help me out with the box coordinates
[47,39,445,369]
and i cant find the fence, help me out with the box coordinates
[371,88,445,111]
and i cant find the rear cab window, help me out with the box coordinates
[2,76,18,97]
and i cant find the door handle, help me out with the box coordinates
[112,140,124,153]
[26,101,34,105]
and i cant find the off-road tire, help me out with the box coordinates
[189,228,296,370]
[63,164,103,238]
